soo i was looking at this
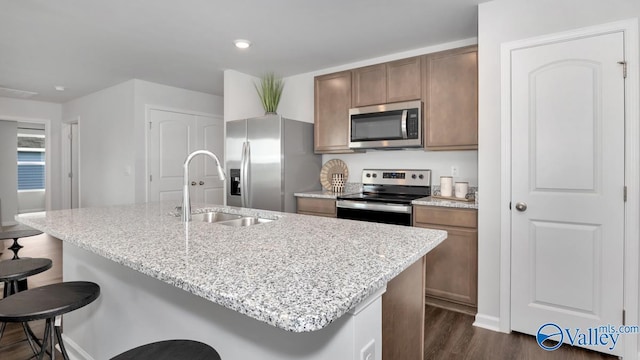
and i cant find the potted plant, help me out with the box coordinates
[254,73,284,115]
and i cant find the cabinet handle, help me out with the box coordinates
[191,181,197,186]
[199,181,205,185]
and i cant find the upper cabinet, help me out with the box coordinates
[423,46,478,150]
[313,46,477,153]
[314,71,354,153]
[352,57,422,107]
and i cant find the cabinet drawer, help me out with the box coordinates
[413,206,477,228]
[296,197,336,217]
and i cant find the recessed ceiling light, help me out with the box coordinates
[55,86,65,91]
[234,39,251,49]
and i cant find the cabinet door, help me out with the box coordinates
[352,64,386,107]
[387,57,421,103]
[314,71,353,153]
[296,197,336,217]
[423,46,478,150]
[423,224,478,306]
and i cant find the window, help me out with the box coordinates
[17,132,45,191]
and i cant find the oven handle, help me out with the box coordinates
[336,200,412,214]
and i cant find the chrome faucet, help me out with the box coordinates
[182,150,226,222]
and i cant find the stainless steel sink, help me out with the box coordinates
[217,217,274,227]
[191,212,243,223]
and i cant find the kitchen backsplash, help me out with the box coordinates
[322,149,478,187]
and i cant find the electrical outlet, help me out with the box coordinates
[360,340,375,360]
[451,166,459,177]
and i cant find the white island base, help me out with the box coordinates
[61,242,384,360]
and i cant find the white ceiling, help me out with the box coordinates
[0,0,488,103]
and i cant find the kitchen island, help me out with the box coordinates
[16,203,446,359]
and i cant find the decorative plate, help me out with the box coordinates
[320,159,349,191]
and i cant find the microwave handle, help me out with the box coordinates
[401,109,408,138]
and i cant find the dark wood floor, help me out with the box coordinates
[0,234,620,360]
[423,305,617,360]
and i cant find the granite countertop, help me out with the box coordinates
[412,196,478,210]
[295,191,479,210]
[293,191,342,199]
[16,203,446,333]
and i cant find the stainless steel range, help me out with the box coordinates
[336,169,431,226]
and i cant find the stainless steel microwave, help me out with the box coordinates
[348,100,422,149]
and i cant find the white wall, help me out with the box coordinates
[477,0,640,330]
[0,97,63,220]
[132,79,223,203]
[223,70,263,122]
[62,79,223,207]
[62,80,136,207]
[222,38,481,186]
[17,190,45,213]
[0,120,17,225]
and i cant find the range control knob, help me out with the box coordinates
[366,173,371,178]
[372,173,377,178]
[419,174,424,179]
[411,174,417,179]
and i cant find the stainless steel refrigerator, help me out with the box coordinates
[226,115,321,213]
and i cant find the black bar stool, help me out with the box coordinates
[0,281,100,360]
[0,258,53,354]
[0,258,53,298]
[111,340,221,360]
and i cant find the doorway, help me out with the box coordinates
[62,120,79,209]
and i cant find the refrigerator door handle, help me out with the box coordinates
[244,141,251,208]
[240,141,247,208]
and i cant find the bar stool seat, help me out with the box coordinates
[111,340,221,360]
[0,258,52,298]
[0,281,100,359]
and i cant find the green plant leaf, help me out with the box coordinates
[254,73,284,113]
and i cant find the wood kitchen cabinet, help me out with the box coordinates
[414,205,478,314]
[352,56,422,107]
[314,71,354,153]
[423,45,478,150]
[296,197,336,217]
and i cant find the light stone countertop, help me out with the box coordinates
[294,191,343,199]
[16,203,446,333]
[412,196,479,210]
[295,191,479,210]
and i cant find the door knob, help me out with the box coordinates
[199,181,205,185]
[191,181,197,186]
[515,202,527,212]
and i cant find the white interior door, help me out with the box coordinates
[148,109,193,204]
[510,31,625,356]
[195,115,224,205]
[70,123,79,208]
[148,110,224,206]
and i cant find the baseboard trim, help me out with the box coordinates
[472,313,504,333]
[61,334,95,360]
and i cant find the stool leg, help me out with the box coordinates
[0,321,6,342]
[38,319,52,360]
[21,322,39,356]
[9,237,23,259]
[55,324,70,360]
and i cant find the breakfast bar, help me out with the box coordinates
[16,203,446,359]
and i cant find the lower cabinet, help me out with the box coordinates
[295,197,336,217]
[413,205,478,313]
[296,198,425,360]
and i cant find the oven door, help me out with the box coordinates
[336,200,413,226]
